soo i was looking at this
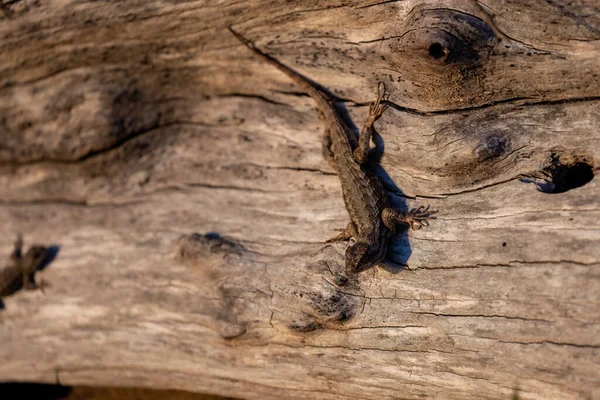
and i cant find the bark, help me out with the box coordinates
[1,1,599,399]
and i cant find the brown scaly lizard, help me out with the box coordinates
[0,234,49,298]
[229,27,435,275]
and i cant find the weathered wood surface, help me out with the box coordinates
[1,1,599,399]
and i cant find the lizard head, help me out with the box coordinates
[345,241,379,275]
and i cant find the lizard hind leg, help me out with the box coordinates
[354,82,390,164]
[382,206,437,231]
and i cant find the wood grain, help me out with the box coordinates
[1,1,599,399]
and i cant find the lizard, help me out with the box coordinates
[0,234,49,298]
[229,27,435,275]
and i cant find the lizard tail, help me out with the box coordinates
[228,25,336,116]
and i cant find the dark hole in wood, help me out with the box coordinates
[429,43,447,60]
[540,161,594,194]
[502,242,507,247]
[522,152,595,194]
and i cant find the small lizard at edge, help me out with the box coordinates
[0,234,49,298]
[229,28,435,275]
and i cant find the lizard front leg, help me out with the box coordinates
[382,205,437,231]
[354,82,389,164]
[326,221,358,243]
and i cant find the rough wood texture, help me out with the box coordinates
[1,1,599,399]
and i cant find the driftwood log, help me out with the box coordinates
[1,1,599,399]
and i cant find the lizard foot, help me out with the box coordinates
[382,205,437,231]
[402,205,438,230]
[368,82,389,123]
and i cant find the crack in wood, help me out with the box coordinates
[451,333,600,349]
